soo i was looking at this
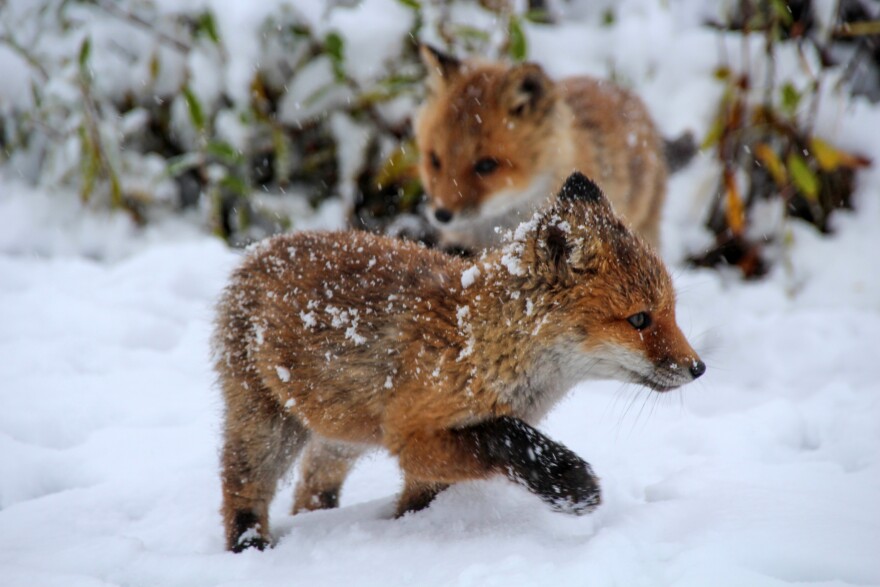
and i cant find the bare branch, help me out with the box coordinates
[0,31,49,82]
[93,0,191,54]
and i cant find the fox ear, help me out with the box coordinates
[420,44,462,89]
[544,224,572,271]
[558,172,605,205]
[529,221,574,285]
[504,63,551,117]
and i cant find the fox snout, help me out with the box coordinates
[605,316,705,393]
[642,355,705,392]
[689,359,707,379]
[630,307,706,392]
[427,199,477,227]
[433,207,454,224]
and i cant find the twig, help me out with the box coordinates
[0,32,49,82]
[93,0,191,53]
[833,20,880,37]
[795,41,822,138]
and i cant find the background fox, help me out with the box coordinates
[214,173,705,552]
[416,45,671,251]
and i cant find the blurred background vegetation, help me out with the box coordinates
[0,0,876,277]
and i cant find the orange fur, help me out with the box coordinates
[416,46,667,250]
[214,173,703,551]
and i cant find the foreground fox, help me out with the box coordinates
[214,173,704,552]
[416,45,671,251]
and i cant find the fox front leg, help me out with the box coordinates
[392,416,600,515]
[472,416,601,514]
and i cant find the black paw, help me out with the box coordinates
[495,419,601,514]
[538,457,601,515]
[231,531,270,553]
[471,416,603,515]
[229,511,270,553]
[310,489,340,511]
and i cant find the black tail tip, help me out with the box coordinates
[559,172,604,204]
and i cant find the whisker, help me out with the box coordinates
[632,387,655,432]
[620,382,644,424]
[603,376,633,424]
[647,390,663,422]
[612,382,642,439]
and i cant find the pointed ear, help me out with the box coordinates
[420,44,462,89]
[504,63,552,117]
[558,172,606,205]
[544,223,572,271]
[529,220,574,286]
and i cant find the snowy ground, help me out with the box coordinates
[3,180,879,587]
[3,2,880,586]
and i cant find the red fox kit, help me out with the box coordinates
[416,45,668,250]
[214,173,704,552]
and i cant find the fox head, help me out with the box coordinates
[416,45,564,230]
[501,172,705,392]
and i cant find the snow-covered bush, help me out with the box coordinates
[691,0,876,277]
[0,0,876,274]
[0,0,535,246]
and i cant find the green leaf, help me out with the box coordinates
[324,32,346,81]
[395,0,421,9]
[700,113,725,150]
[524,9,551,24]
[376,139,420,187]
[745,13,767,32]
[206,140,243,165]
[78,36,91,78]
[196,11,221,44]
[30,81,43,108]
[508,15,527,62]
[769,0,793,26]
[79,124,98,203]
[220,175,249,196]
[166,152,203,177]
[290,23,312,39]
[787,152,819,200]
[182,85,205,133]
[108,167,123,209]
[359,74,422,105]
[712,66,732,81]
[780,82,801,117]
[601,8,616,27]
[451,25,491,43]
[272,125,290,185]
[303,81,337,108]
[149,51,161,83]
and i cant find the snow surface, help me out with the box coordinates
[2,1,880,585]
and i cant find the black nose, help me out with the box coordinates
[689,360,706,380]
[434,208,453,224]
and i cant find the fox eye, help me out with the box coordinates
[429,151,441,170]
[627,312,652,330]
[474,157,499,176]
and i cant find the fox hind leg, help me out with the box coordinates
[395,478,450,517]
[221,378,309,552]
[292,437,365,514]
